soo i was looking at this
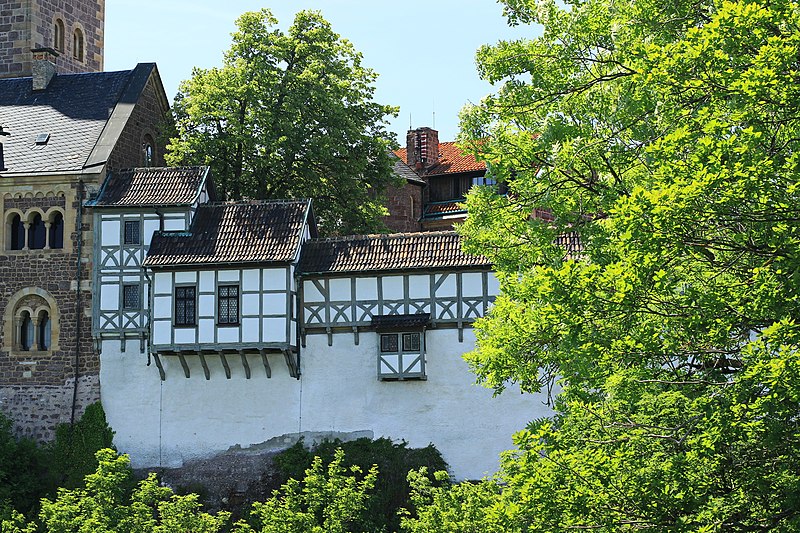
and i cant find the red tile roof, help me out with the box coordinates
[423,201,467,218]
[298,231,490,275]
[394,142,486,176]
[89,167,210,207]
[144,200,311,268]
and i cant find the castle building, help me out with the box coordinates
[0,1,551,478]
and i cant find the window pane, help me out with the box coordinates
[403,333,420,352]
[381,334,398,353]
[123,284,139,309]
[124,220,140,245]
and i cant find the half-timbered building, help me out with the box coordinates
[89,167,551,480]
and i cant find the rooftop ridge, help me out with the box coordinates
[200,199,308,207]
[310,231,458,243]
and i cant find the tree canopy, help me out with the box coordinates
[167,9,399,235]
[451,0,800,528]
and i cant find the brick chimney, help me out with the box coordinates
[405,127,439,171]
[31,48,59,91]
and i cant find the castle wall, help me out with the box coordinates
[107,71,170,171]
[0,0,104,79]
[0,178,99,440]
[100,328,549,480]
[383,181,423,233]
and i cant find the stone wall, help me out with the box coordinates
[383,181,423,233]
[0,181,98,440]
[0,0,104,78]
[106,71,170,171]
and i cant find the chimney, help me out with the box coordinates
[405,127,439,171]
[31,48,59,91]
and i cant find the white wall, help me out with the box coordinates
[101,329,551,479]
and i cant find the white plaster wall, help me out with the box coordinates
[101,330,549,479]
[300,329,551,480]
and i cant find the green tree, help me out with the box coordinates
[168,9,400,235]
[449,0,800,528]
[236,449,378,533]
[37,449,229,533]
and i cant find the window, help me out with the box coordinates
[122,284,140,310]
[37,311,51,351]
[124,220,140,245]
[29,214,46,249]
[175,286,196,327]
[53,19,65,52]
[9,214,24,250]
[20,312,33,351]
[49,212,64,249]
[472,176,497,187]
[142,134,155,167]
[217,285,239,325]
[378,331,425,380]
[72,28,84,62]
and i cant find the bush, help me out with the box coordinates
[0,413,47,517]
[273,438,448,532]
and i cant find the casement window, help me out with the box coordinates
[217,285,239,326]
[174,286,196,327]
[123,220,141,245]
[122,284,140,309]
[378,331,425,380]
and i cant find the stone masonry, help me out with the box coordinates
[0,0,104,78]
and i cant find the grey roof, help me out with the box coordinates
[0,63,156,174]
[88,167,211,208]
[392,154,426,186]
[298,231,491,275]
[144,200,313,268]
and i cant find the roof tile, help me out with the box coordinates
[394,142,486,176]
[145,201,310,268]
[90,166,210,207]
[298,231,490,275]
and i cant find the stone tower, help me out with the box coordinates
[0,0,105,78]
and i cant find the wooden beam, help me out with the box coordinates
[284,349,300,379]
[240,350,251,379]
[260,349,271,378]
[152,353,166,381]
[220,352,231,379]
[177,353,190,379]
[198,352,210,380]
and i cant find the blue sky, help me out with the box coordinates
[105,1,539,144]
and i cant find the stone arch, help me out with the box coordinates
[45,208,66,249]
[3,288,61,354]
[72,24,85,62]
[5,209,25,250]
[141,131,157,167]
[53,17,66,53]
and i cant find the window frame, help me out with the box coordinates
[377,330,426,381]
[174,285,197,327]
[123,220,141,245]
[122,283,141,310]
[217,284,240,326]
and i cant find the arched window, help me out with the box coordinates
[20,311,33,351]
[142,134,155,167]
[54,19,65,52]
[73,28,84,62]
[9,214,24,250]
[29,214,46,249]
[49,212,64,249]
[37,311,51,351]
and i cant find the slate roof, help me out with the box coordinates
[298,231,490,275]
[394,142,486,177]
[144,200,311,268]
[88,167,211,207]
[0,64,156,174]
[392,154,426,186]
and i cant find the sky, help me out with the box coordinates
[104,1,540,145]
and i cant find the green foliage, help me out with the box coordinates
[401,469,512,533]
[274,438,448,532]
[0,414,46,518]
[47,402,116,491]
[448,0,800,528]
[236,449,377,533]
[168,9,400,235]
[35,448,230,533]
